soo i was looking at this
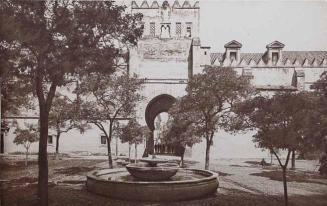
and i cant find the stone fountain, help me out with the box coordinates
[126,155,178,181]
[86,155,219,202]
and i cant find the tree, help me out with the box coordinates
[121,119,144,163]
[162,99,202,167]
[178,66,253,169]
[113,121,122,157]
[234,92,317,206]
[79,73,144,168]
[311,72,327,152]
[49,93,87,159]
[0,3,33,126]
[14,123,39,166]
[310,72,327,174]
[0,1,143,205]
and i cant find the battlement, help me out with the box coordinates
[131,1,199,9]
[131,0,200,39]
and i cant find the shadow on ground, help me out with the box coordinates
[250,170,327,185]
[2,184,327,206]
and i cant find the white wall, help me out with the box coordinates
[3,118,146,158]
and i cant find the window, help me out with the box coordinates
[140,23,145,35]
[176,22,181,37]
[186,22,192,37]
[230,52,237,62]
[101,136,107,145]
[150,22,155,37]
[160,24,170,38]
[48,135,53,144]
[272,52,279,65]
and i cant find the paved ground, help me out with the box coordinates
[1,154,327,205]
[204,158,327,196]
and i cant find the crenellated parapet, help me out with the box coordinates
[132,0,200,40]
[210,40,327,68]
[199,40,327,92]
[131,1,199,9]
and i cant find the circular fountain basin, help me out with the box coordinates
[126,163,178,181]
[86,168,219,202]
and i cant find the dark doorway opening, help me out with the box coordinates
[144,94,176,157]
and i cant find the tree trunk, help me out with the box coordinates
[55,133,60,160]
[180,152,184,168]
[282,167,288,206]
[35,68,57,206]
[128,143,131,162]
[38,107,50,206]
[272,149,291,206]
[107,120,114,169]
[134,144,137,163]
[25,148,29,167]
[115,136,118,157]
[205,139,211,170]
[106,139,113,169]
[291,150,296,170]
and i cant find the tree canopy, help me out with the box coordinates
[14,123,39,147]
[49,93,88,156]
[174,66,254,169]
[79,72,144,168]
[163,99,202,148]
[121,119,144,145]
[0,1,143,205]
[310,72,327,153]
[14,123,39,166]
[233,91,318,206]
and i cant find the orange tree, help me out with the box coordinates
[311,72,327,153]
[173,66,253,170]
[310,72,327,174]
[121,119,144,162]
[14,123,39,167]
[162,98,202,167]
[49,93,87,159]
[79,73,144,168]
[234,92,317,206]
[0,1,143,205]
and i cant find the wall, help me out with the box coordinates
[3,118,145,158]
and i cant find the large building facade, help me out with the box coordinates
[1,0,327,160]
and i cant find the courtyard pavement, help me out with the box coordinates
[92,155,327,198]
[206,158,327,196]
[1,154,327,205]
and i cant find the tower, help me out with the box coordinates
[128,1,200,155]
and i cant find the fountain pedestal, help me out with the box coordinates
[126,157,178,181]
[140,157,168,167]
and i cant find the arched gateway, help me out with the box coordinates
[144,94,176,156]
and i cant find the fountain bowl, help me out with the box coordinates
[140,157,168,166]
[126,163,178,181]
[86,168,219,202]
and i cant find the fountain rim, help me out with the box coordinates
[87,168,219,185]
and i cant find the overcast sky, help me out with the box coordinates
[200,0,327,52]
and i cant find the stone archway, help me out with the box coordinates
[144,94,176,156]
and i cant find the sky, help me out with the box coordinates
[200,0,327,52]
